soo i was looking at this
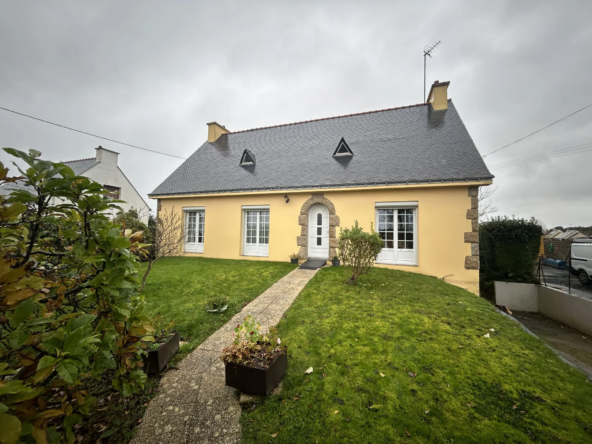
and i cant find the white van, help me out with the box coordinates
[571,243,592,285]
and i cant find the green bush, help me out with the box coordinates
[113,208,154,245]
[479,217,542,297]
[337,221,383,284]
[0,149,152,443]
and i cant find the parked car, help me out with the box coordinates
[570,243,592,285]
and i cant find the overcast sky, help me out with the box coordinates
[1,1,591,227]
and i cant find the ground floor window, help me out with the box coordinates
[375,204,417,265]
[184,209,205,253]
[243,208,269,257]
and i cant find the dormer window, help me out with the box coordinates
[240,149,255,166]
[333,138,353,157]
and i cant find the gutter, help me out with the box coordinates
[149,176,495,199]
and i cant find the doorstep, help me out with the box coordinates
[299,259,327,270]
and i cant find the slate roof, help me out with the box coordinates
[0,179,34,196]
[0,158,98,195]
[63,158,99,175]
[150,101,493,197]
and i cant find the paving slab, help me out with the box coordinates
[132,404,193,444]
[131,268,318,444]
[176,349,219,372]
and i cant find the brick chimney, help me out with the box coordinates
[426,80,450,111]
[207,122,229,142]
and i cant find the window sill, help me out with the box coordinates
[184,245,204,254]
[375,260,418,267]
[243,253,269,258]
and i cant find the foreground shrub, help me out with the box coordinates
[0,148,151,443]
[479,216,542,297]
[338,221,383,284]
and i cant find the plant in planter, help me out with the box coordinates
[332,255,340,267]
[221,315,287,395]
[143,315,180,375]
[205,296,230,313]
[289,253,299,264]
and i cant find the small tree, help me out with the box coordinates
[140,207,185,290]
[338,221,383,284]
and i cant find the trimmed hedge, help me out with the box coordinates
[479,217,542,297]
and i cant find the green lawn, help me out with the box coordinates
[241,267,592,443]
[141,256,297,359]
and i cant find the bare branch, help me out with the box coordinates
[29,250,68,257]
[140,207,185,290]
[478,185,498,223]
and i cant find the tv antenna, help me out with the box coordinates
[423,41,441,102]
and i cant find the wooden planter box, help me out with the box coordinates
[143,331,180,375]
[225,347,287,395]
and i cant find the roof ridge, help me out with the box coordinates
[62,157,96,164]
[229,101,433,135]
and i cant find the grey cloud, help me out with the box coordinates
[0,0,591,225]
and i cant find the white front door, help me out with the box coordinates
[308,204,329,259]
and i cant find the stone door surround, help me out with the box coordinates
[297,194,340,260]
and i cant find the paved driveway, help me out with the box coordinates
[541,265,592,300]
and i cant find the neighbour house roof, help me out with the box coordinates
[565,230,585,239]
[0,157,98,195]
[63,158,99,175]
[150,101,494,197]
[0,179,34,196]
[554,230,585,240]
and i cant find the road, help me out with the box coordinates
[540,265,592,300]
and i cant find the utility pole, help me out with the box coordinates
[423,41,441,102]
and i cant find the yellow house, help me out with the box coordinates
[150,81,493,293]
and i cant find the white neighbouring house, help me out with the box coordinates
[0,146,151,223]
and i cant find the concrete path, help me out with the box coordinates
[513,311,592,379]
[131,268,318,444]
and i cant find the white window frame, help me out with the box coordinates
[183,207,205,253]
[242,205,269,257]
[375,202,418,266]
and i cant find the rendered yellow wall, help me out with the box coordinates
[156,183,482,293]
